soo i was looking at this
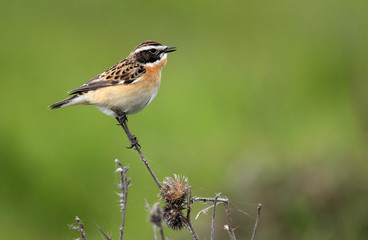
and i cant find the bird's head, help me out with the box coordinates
[131,40,176,68]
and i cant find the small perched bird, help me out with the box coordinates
[49,40,176,119]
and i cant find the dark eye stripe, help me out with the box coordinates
[135,49,161,64]
[149,48,158,54]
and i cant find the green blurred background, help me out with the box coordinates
[1,0,367,239]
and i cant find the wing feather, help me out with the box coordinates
[68,59,146,95]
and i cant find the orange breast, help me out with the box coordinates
[85,58,166,111]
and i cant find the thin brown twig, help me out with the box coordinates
[251,204,262,240]
[146,200,165,240]
[186,187,199,240]
[192,197,229,203]
[151,225,165,240]
[73,216,87,240]
[195,205,216,220]
[152,225,158,240]
[96,224,112,240]
[224,201,236,240]
[116,115,162,190]
[192,196,236,240]
[211,193,220,240]
[145,200,159,240]
[115,159,131,240]
[159,226,165,240]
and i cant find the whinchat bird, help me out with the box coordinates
[49,40,176,120]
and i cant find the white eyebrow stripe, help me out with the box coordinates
[134,45,166,53]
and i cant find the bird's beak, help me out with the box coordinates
[164,46,176,53]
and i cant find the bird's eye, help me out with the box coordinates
[149,49,158,54]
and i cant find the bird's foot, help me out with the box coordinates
[126,135,141,149]
[116,114,128,126]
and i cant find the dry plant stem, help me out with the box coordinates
[251,204,262,240]
[116,114,162,190]
[145,200,165,240]
[115,159,131,240]
[96,224,112,240]
[75,216,87,240]
[151,222,165,240]
[195,205,215,220]
[192,197,236,240]
[192,197,229,204]
[223,201,236,240]
[211,194,220,240]
[152,225,158,240]
[186,187,199,240]
[159,226,165,240]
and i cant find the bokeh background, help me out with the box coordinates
[1,0,367,239]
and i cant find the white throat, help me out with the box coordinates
[144,53,167,67]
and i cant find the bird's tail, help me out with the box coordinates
[49,95,79,109]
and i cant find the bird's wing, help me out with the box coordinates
[68,59,146,95]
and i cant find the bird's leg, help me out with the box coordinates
[126,134,140,149]
[116,114,128,126]
[115,112,141,149]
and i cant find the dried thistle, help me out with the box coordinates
[161,174,188,204]
[147,202,163,227]
[163,204,188,230]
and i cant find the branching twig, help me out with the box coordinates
[192,196,236,240]
[146,200,165,240]
[192,197,229,204]
[195,205,215,220]
[70,216,87,240]
[145,200,158,240]
[151,224,165,240]
[186,187,199,240]
[251,204,262,240]
[211,194,220,240]
[224,201,236,240]
[116,115,162,190]
[115,159,131,240]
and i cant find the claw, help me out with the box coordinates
[126,135,141,149]
[115,113,141,149]
[115,114,128,126]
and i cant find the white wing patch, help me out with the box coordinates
[118,74,143,85]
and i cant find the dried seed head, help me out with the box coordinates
[147,202,162,227]
[161,174,188,204]
[163,204,187,230]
